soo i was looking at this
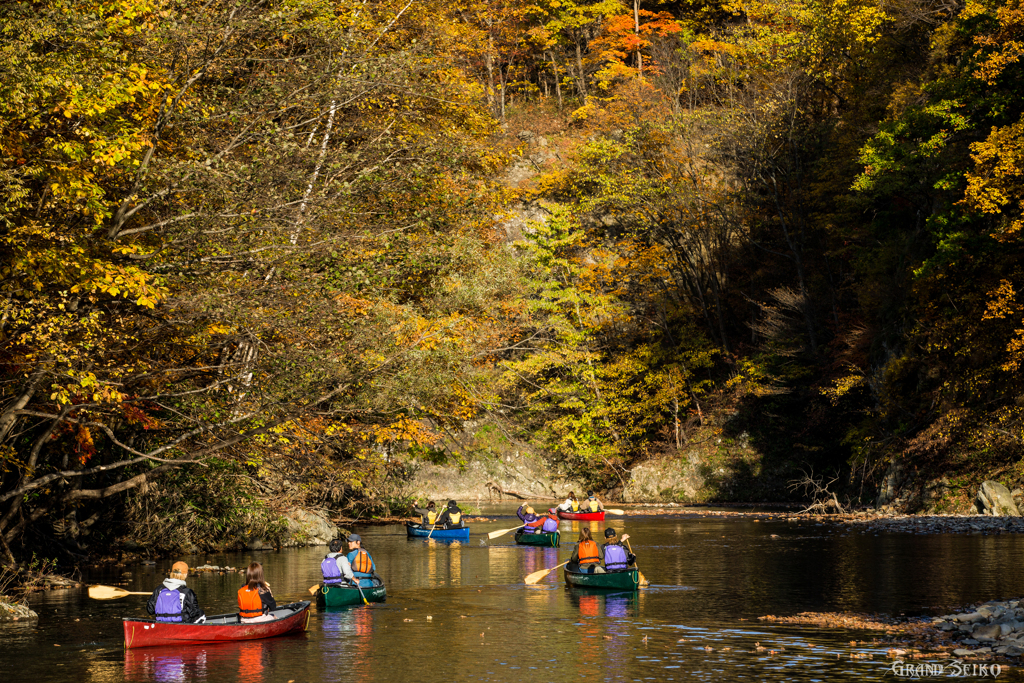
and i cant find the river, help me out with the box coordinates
[3,508,1023,682]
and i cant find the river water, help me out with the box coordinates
[3,508,1024,682]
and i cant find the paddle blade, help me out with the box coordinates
[524,567,552,585]
[308,584,321,595]
[638,571,650,587]
[88,585,134,600]
[487,527,519,540]
[605,508,626,515]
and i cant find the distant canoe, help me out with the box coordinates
[556,509,605,521]
[514,529,560,547]
[123,601,310,648]
[316,581,386,608]
[406,522,470,540]
[564,565,640,590]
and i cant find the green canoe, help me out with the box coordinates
[514,529,560,547]
[564,564,640,591]
[316,581,387,608]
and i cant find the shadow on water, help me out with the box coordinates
[4,513,1024,682]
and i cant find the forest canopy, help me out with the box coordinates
[2,0,1022,561]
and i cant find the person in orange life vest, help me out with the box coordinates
[583,490,604,513]
[321,538,355,586]
[434,500,464,529]
[601,528,636,572]
[517,504,542,534]
[540,509,559,533]
[556,491,580,512]
[411,500,439,526]
[238,562,277,623]
[568,527,605,574]
[147,561,205,623]
[345,534,377,588]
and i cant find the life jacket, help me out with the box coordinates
[587,498,599,512]
[349,549,373,577]
[604,542,629,571]
[578,539,600,565]
[571,500,579,512]
[447,510,462,527]
[426,510,438,525]
[525,516,545,533]
[541,515,559,533]
[321,556,347,585]
[154,588,184,623]
[237,586,264,619]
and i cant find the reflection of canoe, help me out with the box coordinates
[556,509,605,521]
[123,601,310,648]
[406,522,470,540]
[564,564,639,590]
[316,580,386,608]
[514,529,560,547]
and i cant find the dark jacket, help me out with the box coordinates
[435,505,464,529]
[146,578,205,623]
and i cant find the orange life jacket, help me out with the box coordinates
[578,539,600,565]
[237,586,264,619]
[351,549,373,574]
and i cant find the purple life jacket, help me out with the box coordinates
[154,588,183,622]
[604,543,629,571]
[321,556,346,585]
[541,516,559,533]
[518,507,539,533]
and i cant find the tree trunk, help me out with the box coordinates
[548,50,563,110]
[633,0,643,77]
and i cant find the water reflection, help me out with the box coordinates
[11,513,1024,682]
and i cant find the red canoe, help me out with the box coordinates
[123,601,310,649]
[555,509,605,521]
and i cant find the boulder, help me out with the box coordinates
[278,509,339,547]
[976,481,1021,516]
[974,623,1002,640]
[0,599,37,622]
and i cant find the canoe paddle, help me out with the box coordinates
[307,584,320,595]
[88,585,152,600]
[524,560,570,585]
[605,508,626,515]
[624,539,649,586]
[487,524,525,540]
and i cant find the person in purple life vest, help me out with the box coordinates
[540,509,559,533]
[517,504,541,534]
[601,528,636,572]
[321,538,355,586]
[147,561,205,623]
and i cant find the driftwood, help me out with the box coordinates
[485,482,558,501]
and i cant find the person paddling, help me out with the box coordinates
[411,501,439,527]
[147,561,205,623]
[238,562,277,623]
[568,528,604,574]
[540,509,559,533]
[434,500,464,529]
[345,534,377,588]
[321,538,355,586]
[517,504,542,534]
[601,528,636,572]
[583,490,604,513]
[556,491,580,513]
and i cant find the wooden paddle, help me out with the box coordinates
[487,524,525,540]
[624,539,649,586]
[605,508,626,515]
[307,584,320,595]
[88,585,152,600]
[524,560,570,585]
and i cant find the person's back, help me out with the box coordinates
[517,504,540,533]
[238,562,276,623]
[601,529,635,572]
[147,561,205,623]
[345,534,377,588]
[569,529,603,574]
[540,511,559,533]
[584,490,604,513]
[440,500,464,529]
[321,538,355,585]
[412,502,439,526]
